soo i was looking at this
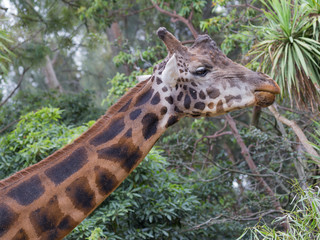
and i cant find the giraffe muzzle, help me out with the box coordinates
[254,75,281,107]
[254,91,276,107]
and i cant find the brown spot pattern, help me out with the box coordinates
[97,138,142,172]
[194,102,205,110]
[130,109,142,120]
[12,228,29,240]
[94,166,117,195]
[225,95,242,107]
[174,106,183,113]
[57,216,77,232]
[184,94,191,109]
[216,100,224,113]
[160,106,167,115]
[199,90,206,100]
[165,96,173,104]
[156,77,162,85]
[90,117,125,146]
[151,92,161,105]
[0,204,18,237]
[125,128,132,138]
[189,87,197,99]
[66,177,96,215]
[135,88,154,107]
[141,113,159,140]
[166,116,179,128]
[45,147,88,185]
[118,99,132,112]
[207,87,220,99]
[30,195,75,239]
[7,175,45,206]
[208,102,214,109]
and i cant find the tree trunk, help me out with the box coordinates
[251,106,262,127]
[106,22,131,75]
[293,137,308,190]
[44,55,63,93]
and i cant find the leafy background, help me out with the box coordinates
[0,0,320,239]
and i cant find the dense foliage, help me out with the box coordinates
[241,185,320,239]
[0,107,93,179]
[0,0,319,239]
[0,90,103,133]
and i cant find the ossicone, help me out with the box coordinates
[156,27,187,55]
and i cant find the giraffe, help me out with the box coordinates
[0,27,280,240]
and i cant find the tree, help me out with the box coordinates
[249,0,320,111]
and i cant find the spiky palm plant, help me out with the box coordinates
[249,0,320,111]
[0,27,13,75]
[305,0,320,41]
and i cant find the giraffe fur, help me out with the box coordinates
[0,27,280,240]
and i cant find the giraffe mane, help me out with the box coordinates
[0,78,151,189]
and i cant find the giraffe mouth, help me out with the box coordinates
[253,80,280,107]
[254,91,276,107]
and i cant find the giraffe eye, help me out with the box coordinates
[194,67,208,77]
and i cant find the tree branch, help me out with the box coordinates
[225,114,288,230]
[61,0,79,8]
[268,104,320,167]
[0,67,30,108]
[228,4,265,13]
[185,209,282,231]
[192,120,231,159]
[0,6,8,11]
[0,119,19,134]
[150,1,198,38]
[120,6,155,17]
[10,28,44,51]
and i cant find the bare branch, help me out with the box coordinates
[0,67,30,108]
[268,104,320,167]
[61,0,79,8]
[185,210,282,231]
[0,119,19,134]
[24,1,47,26]
[192,119,231,159]
[0,6,8,11]
[197,150,291,179]
[150,1,199,38]
[121,6,154,17]
[228,4,265,13]
[225,114,288,230]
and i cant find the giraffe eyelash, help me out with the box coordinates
[193,67,209,77]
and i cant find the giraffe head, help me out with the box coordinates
[153,27,280,118]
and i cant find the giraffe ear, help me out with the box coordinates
[162,54,179,87]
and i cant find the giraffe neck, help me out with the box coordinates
[0,78,179,240]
